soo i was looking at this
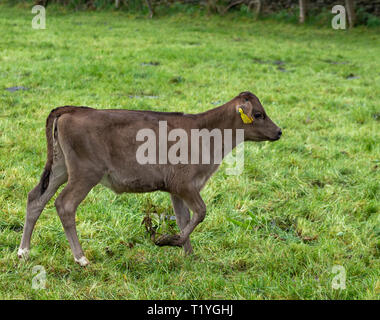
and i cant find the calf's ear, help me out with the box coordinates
[236,105,253,124]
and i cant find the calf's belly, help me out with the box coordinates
[100,171,166,194]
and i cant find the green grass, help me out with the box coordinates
[0,4,379,300]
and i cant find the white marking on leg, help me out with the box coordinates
[18,248,30,259]
[75,256,89,267]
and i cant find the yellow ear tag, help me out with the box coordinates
[238,108,253,124]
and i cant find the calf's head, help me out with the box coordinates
[234,91,282,142]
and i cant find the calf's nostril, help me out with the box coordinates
[278,129,282,136]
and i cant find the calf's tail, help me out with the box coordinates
[39,106,90,195]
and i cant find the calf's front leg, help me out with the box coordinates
[170,194,193,254]
[155,189,206,251]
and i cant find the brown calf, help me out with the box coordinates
[18,91,281,266]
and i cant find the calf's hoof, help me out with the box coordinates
[155,234,182,247]
[17,248,30,260]
[184,246,193,256]
[75,256,90,267]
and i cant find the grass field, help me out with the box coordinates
[0,4,379,299]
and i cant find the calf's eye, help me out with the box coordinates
[254,113,262,119]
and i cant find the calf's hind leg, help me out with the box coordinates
[54,176,100,267]
[18,160,67,259]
